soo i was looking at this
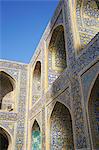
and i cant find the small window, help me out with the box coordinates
[32,61,41,104]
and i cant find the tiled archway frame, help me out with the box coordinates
[0,67,19,150]
[62,0,93,149]
[80,61,99,149]
[0,61,28,150]
[28,103,42,150]
[31,119,42,150]
[46,87,75,150]
[0,69,18,111]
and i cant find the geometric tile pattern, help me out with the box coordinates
[50,102,74,150]
[76,0,99,49]
[0,1,99,150]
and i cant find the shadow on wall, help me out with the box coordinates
[0,127,12,150]
[48,25,67,86]
[0,71,16,111]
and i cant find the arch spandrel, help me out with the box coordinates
[47,87,71,121]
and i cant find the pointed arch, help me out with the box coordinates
[50,101,74,149]
[48,100,72,121]
[48,25,67,85]
[33,61,41,80]
[32,61,41,104]
[31,120,41,150]
[0,126,12,150]
[88,74,99,149]
[0,71,16,111]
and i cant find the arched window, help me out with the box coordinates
[50,102,74,149]
[76,0,99,49]
[32,61,41,104]
[32,120,41,150]
[0,127,12,150]
[0,71,15,111]
[48,25,67,85]
[88,75,99,149]
[95,0,99,8]
[33,61,41,81]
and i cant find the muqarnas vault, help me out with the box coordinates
[0,0,99,150]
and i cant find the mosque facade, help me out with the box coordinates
[0,0,99,150]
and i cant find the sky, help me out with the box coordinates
[0,0,59,63]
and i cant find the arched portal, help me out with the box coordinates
[88,75,99,149]
[48,25,67,85]
[0,71,15,111]
[32,120,41,150]
[50,102,74,150]
[0,127,11,150]
[32,61,41,104]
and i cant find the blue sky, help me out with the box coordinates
[0,0,59,63]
